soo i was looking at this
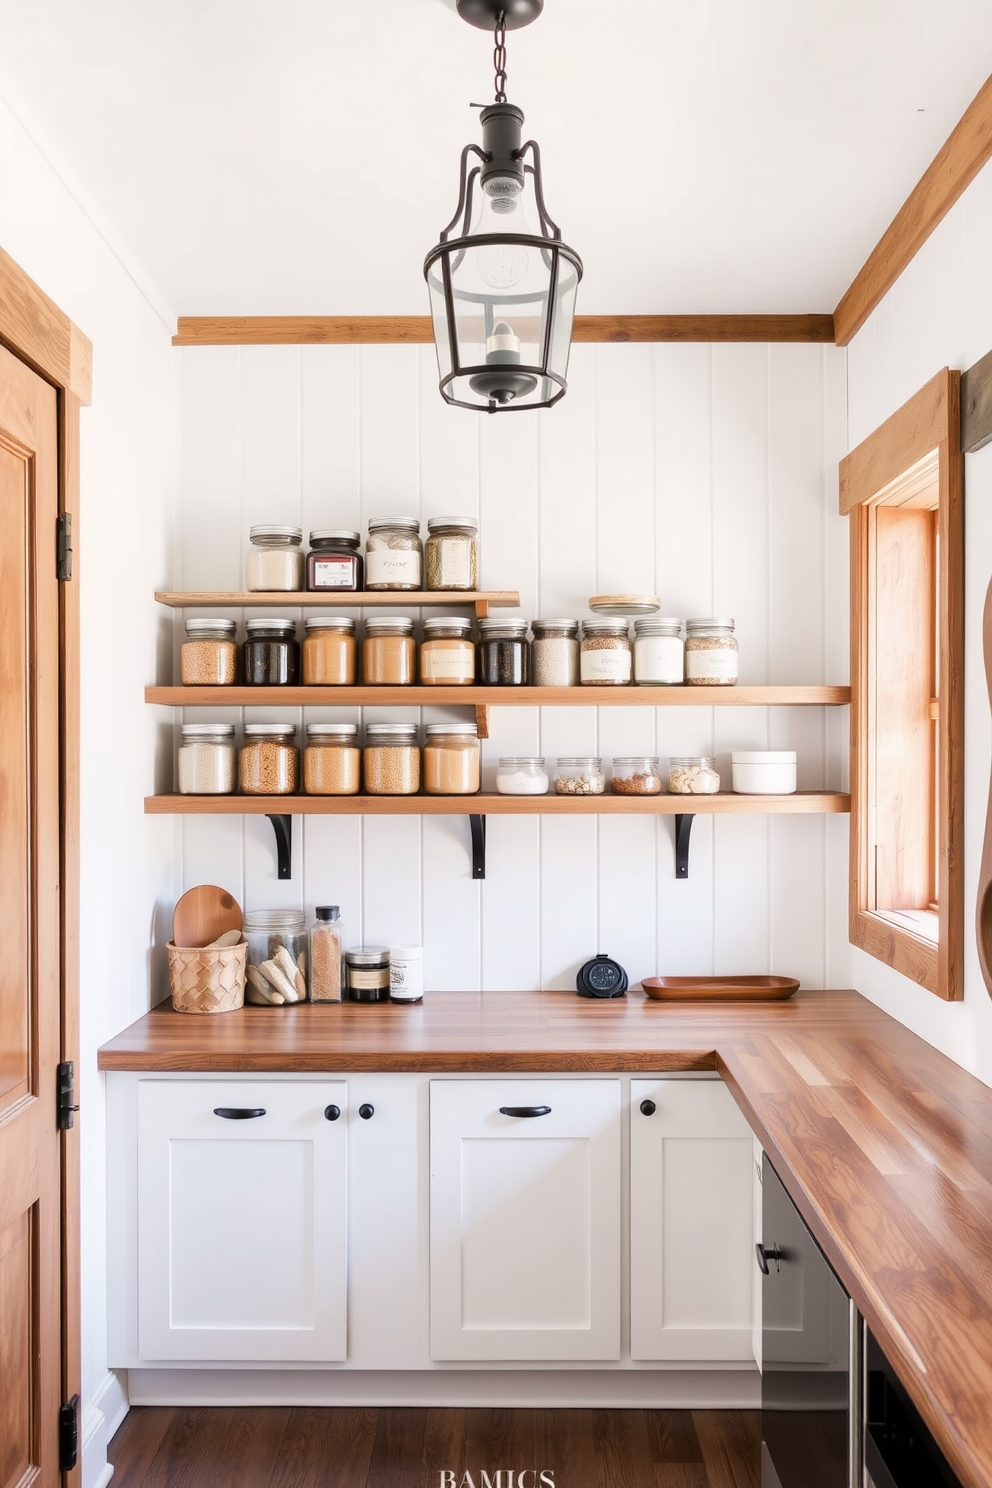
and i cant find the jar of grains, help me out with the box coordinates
[239,723,299,795]
[345,946,390,1003]
[425,517,479,591]
[611,756,663,795]
[423,723,481,795]
[531,619,579,687]
[684,618,738,686]
[309,906,345,1003]
[476,618,529,685]
[363,616,416,684]
[177,723,237,794]
[306,529,363,592]
[363,723,420,795]
[633,617,684,685]
[554,757,606,795]
[302,616,356,685]
[365,517,423,591]
[246,525,304,591]
[420,617,476,685]
[181,618,238,686]
[244,909,307,1005]
[496,757,549,795]
[580,619,632,685]
[243,618,299,686]
[303,723,361,795]
[667,756,721,794]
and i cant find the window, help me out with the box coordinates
[840,368,963,1000]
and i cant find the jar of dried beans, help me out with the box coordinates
[531,619,579,687]
[425,517,479,591]
[303,723,361,795]
[423,723,481,795]
[365,517,423,591]
[239,723,299,795]
[420,617,476,685]
[177,724,236,794]
[363,723,420,795]
[554,757,606,795]
[633,617,684,685]
[302,616,356,685]
[181,617,238,685]
[684,619,738,685]
[610,756,663,795]
[363,617,416,684]
[580,619,632,686]
[476,618,529,685]
[244,909,307,1005]
[243,618,299,685]
[246,525,304,591]
[306,529,363,592]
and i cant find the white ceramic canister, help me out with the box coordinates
[389,946,424,1002]
[731,750,797,794]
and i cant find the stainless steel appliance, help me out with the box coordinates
[864,1329,962,1487]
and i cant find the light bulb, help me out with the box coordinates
[477,241,529,290]
[487,322,521,360]
[468,320,537,407]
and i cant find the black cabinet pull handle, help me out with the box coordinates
[640,1099,656,1116]
[499,1105,552,1118]
[213,1107,266,1120]
[324,1105,341,1122]
[359,1103,375,1120]
[756,1242,783,1275]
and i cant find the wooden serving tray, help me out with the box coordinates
[641,975,799,1002]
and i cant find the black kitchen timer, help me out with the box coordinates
[576,954,629,999]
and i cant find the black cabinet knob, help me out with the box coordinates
[639,1099,656,1116]
[359,1103,375,1120]
[756,1242,783,1275]
[324,1105,341,1122]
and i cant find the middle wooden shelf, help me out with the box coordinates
[145,791,850,816]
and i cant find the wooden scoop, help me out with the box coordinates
[173,885,243,949]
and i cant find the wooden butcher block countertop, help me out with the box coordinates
[99,987,992,1488]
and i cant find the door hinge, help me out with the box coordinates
[59,1394,79,1471]
[57,1061,79,1130]
[56,512,73,581]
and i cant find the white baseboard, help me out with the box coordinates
[82,1370,129,1488]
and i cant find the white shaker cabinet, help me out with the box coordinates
[429,1079,622,1361]
[630,1077,755,1362]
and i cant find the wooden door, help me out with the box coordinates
[0,345,63,1487]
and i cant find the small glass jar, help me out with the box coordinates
[611,756,663,795]
[667,756,721,794]
[477,618,529,685]
[306,529,363,592]
[239,723,299,795]
[244,909,308,1005]
[302,616,356,685]
[243,618,299,685]
[180,618,238,686]
[303,723,361,795]
[633,617,684,685]
[365,517,423,590]
[580,619,632,686]
[496,757,549,795]
[363,723,420,795]
[389,945,424,1003]
[531,619,579,687]
[554,757,606,795]
[310,906,345,1003]
[246,525,304,592]
[420,617,476,685]
[684,618,738,686]
[423,723,481,795]
[177,723,236,794]
[363,617,416,685]
[425,517,479,591]
[346,946,391,1003]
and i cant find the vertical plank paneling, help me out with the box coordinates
[178,347,242,592]
[595,343,656,595]
[654,344,713,614]
[301,345,361,533]
[482,818,541,991]
[537,342,597,615]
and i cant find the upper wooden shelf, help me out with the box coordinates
[155,590,520,619]
[146,683,851,707]
[145,791,850,818]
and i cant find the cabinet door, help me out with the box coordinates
[630,1077,754,1362]
[136,1079,347,1361]
[430,1079,621,1361]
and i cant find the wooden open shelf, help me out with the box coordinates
[146,791,850,817]
[155,590,519,619]
[146,683,851,707]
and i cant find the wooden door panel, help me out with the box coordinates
[0,1209,33,1488]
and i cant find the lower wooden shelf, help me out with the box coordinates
[145,791,850,816]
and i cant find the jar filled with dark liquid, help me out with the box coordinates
[243,618,299,685]
[476,619,530,685]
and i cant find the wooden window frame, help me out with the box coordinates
[840,368,964,1000]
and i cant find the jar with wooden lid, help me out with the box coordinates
[363,617,416,684]
[423,723,481,795]
[531,619,579,686]
[363,723,420,795]
[244,909,307,1004]
[633,617,683,685]
[303,723,361,795]
[420,617,476,685]
[302,616,356,685]
[177,724,236,794]
[181,618,238,685]
[306,530,363,592]
[239,723,299,795]
[365,517,422,591]
[476,618,529,685]
[345,946,390,1003]
[243,618,299,685]
[684,619,738,685]
[425,517,479,591]
[246,525,304,591]
[580,619,631,686]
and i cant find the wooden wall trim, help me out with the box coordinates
[0,245,92,404]
[839,367,952,515]
[962,345,992,452]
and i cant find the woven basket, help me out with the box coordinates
[168,939,247,1014]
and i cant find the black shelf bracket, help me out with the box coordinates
[265,814,293,879]
[469,814,487,879]
[674,813,694,879]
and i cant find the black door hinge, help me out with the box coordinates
[57,1062,79,1130]
[56,512,73,581]
[59,1394,79,1471]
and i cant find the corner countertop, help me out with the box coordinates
[98,987,992,1488]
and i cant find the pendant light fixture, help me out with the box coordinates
[424,0,582,413]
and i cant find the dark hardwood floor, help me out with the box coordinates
[108,1406,760,1488]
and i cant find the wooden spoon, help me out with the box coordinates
[173,885,243,949]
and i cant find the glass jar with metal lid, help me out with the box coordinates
[306,529,363,592]
[684,618,738,686]
[425,517,479,591]
[243,618,299,685]
[423,722,480,795]
[531,619,579,687]
[554,757,606,795]
[496,757,549,795]
[244,909,307,1004]
[246,524,304,591]
[580,619,631,685]
[420,616,476,685]
[180,617,238,686]
[345,946,390,1003]
[363,616,416,685]
[363,722,420,795]
[303,722,361,795]
[611,756,663,795]
[177,723,236,794]
[365,517,423,590]
[633,616,683,685]
[302,616,356,685]
[239,723,299,795]
[477,617,530,685]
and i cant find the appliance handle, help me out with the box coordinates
[213,1107,266,1120]
[755,1242,782,1275]
[499,1105,552,1118]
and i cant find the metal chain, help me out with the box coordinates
[493,11,507,102]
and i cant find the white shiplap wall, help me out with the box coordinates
[172,340,850,994]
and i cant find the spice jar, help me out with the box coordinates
[611,756,663,795]
[244,909,307,1004]
[420,617,476,685]
[633,617,684,685]
[684,618,738,686]
[303,723,361,795]
[345,946,390,1003]
[302,616,356,685]
[667,756,721,794]
[389,946,424,1003]
[477,618,529,685]
[554,757,606,795]
[423,723,481,795]
[425,517,479,591]
[243,618,299,686]
[177,723,236,794]
[365,517,423,591]
[309,906,345,1003]
[246,525,304,591]
[181,618,238,686]
[580,619,632,686]
[306,530,363,592]
[363,617,416,685]
[531,619,579,687]
[239,723,299,795]
[363,723,420,795]
[496,757,549,795]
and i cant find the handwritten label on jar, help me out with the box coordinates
[581,648,632,683]
[685,648,738,683]
[312,556,356,588]
[366,550,422,587]
[438,540,472,588]
[421,648,475,682]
